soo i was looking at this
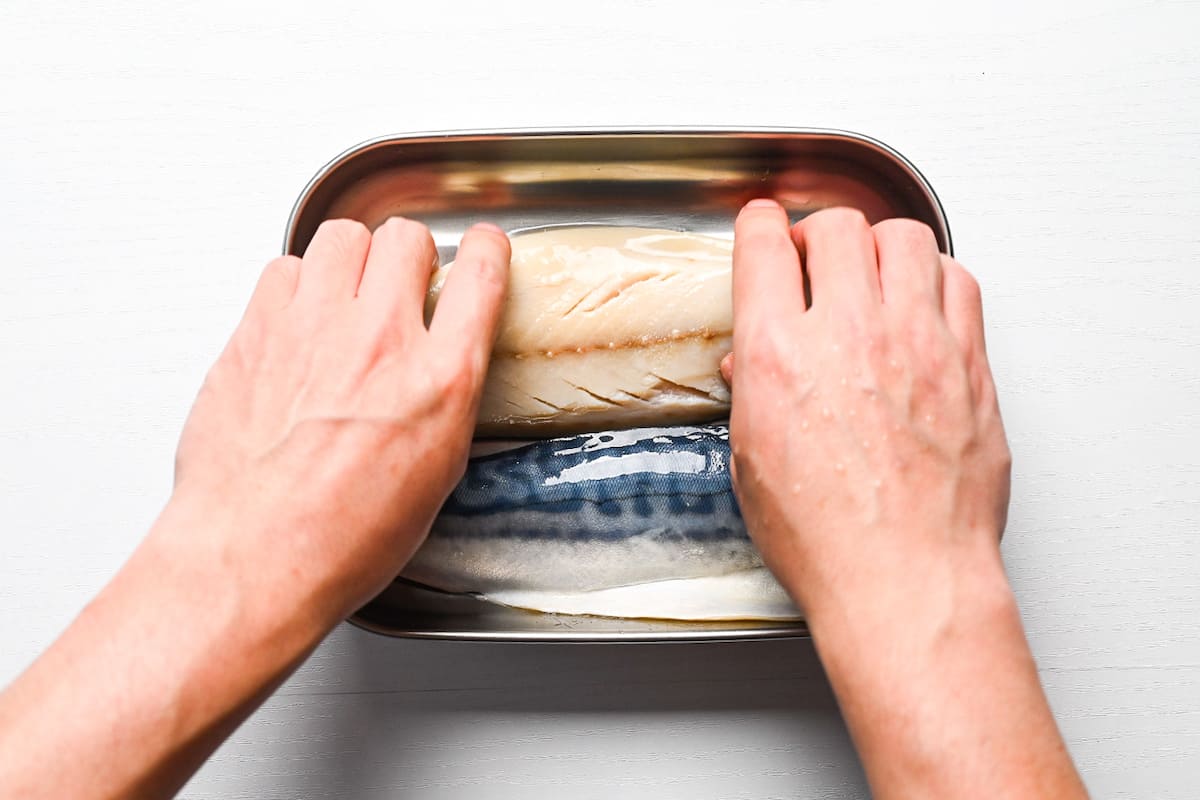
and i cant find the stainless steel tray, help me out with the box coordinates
[284,127,951,642]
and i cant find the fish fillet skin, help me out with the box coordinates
[426,226,733,436]
[403,424,803,621]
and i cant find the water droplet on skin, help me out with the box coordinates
[791,482,802,494]
[546,350,556,358]
[576,346,585,354]
[832,343,841,353]
[848,408,857,418]
[873,478,883,489]
[925,413,935,424]
[800,419,810,430]
[821,407,832,419]
[862,439,871,449]
[834,462,845,472]
[608,341,616,349]
[889,358,900,370]
[840,377,847,386]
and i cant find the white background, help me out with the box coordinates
[2,1,1198,797]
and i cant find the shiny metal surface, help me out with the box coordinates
[285,127,951,261]
[352,580,807,642]
[285,128,952,642]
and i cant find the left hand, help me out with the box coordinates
[172,217,511,619]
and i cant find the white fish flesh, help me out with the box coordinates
[426,226,733,436]
[402,424,801,621]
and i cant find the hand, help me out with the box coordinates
[726,202,1086,799]
[725,202,1010,620]
[173,217,510,619]
[0,217,513,800]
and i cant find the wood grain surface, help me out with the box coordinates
[1,1,1197,797]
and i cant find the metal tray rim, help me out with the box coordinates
[283,125,951,257]
[290,126,950,643]
[346,611,810,643]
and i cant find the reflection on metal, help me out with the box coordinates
[285,128,951,643]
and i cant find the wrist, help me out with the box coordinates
[147,484,343,655]
[799,526,1019,682]
[793,531,1082,798]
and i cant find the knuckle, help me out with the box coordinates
[460,240,509,282]
[861,328,888,363]
[740,328,794,376]
[473,254,508,293]
[436,358,480,404]
[906,315,952,367]
[907,309,940,344]
[739,340,779,375]
[834,306,883,345]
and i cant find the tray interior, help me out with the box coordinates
[286,129,949,642]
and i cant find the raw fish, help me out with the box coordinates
[402,424,801,621]
[426,226,733,436]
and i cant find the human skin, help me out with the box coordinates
[0,206,1087,799]
[0,218,512,799]
[725,201,1088,798]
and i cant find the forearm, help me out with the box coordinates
[0,219,506,797]
[0,490,334,799]
[800,536,1088,799]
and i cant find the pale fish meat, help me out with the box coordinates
[402,424,801,621]
[426,226,733,436]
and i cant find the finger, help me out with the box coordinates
[244,255,301,317]
[429,223,512,376]
[732,199,806,353]
[873,218,943,311]
[296,219,371,302]
[792,207,881,314]
[941,255,987,359]
[357,217,439,326]
[720,352,734,386]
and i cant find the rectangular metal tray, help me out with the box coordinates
[284,127,951,642]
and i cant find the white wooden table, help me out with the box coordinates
[2,2,1197,797]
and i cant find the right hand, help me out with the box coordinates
[724,201,1012,623]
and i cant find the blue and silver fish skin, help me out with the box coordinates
[401,424,765,597]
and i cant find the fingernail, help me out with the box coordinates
[745,198,781,210]
[471,222,506,235]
